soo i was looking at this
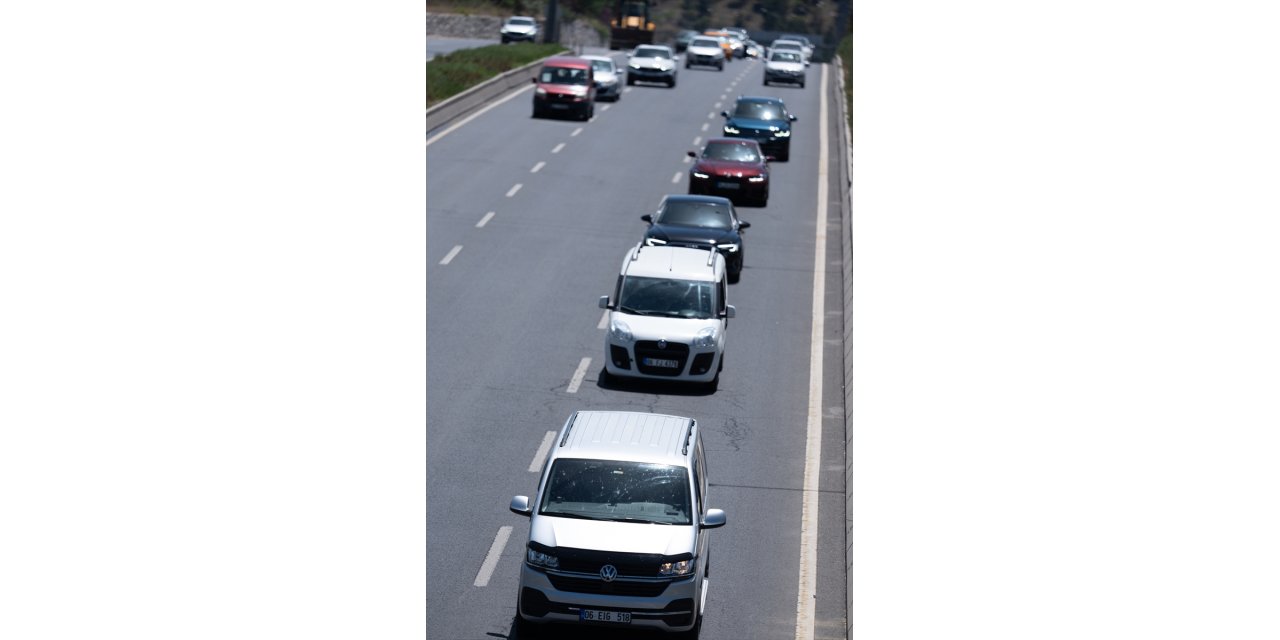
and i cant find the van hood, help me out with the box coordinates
[611,313,723,342]
[531,515,695,556]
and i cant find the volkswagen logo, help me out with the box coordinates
[599,564,618,582]
[657,340,667,350]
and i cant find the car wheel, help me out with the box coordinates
[685,61,691,69]
[668,77,676,88]
[763,77,769,85]
[626,75,634,86]
[704,373,719,393]
[800,81,806,89]
[779,145,790,162]
[718,62,724,71]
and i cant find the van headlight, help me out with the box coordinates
[658,558,695,576]
[527,548,560,570]
[692,326,718,348]
[609,318,634,344]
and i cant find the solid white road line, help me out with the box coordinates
[531,161,545,173]
[566,357,592,393]
[571,127,583,137]
[598,310,609,330]
[476,211,495,228]
[439,245,462,265]
[552,143,565,154]
[506,183,522,197]
[671,172,682,184]
[794,63,830,640]
[473,526,513,587]
[427,84,533,147]
[529,430,556,473]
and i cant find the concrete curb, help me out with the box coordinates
[831,53,855,640]
[426,52,567,134]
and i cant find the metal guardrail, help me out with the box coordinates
[426,54,566,135]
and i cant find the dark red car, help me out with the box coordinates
[686,138,770,207]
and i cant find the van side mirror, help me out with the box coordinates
[598,295,611,309]
[720,110,730,118]
[687,151,697,158]
[641,214,653,223]
[790,114,798,122]
[510,495,532,516]
[701,508,726,529]
[723,305,736,319]
[738,221,751,230]
[530,77,537,84]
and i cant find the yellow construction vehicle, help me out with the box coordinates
[609,1,655,50]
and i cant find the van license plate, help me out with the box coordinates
[579,609,631,624]
[643,357,680,368]
[716,181,740,189]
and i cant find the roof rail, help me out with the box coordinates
[630,241,644,261]
[681,419,696,455]
[706,249,716,266]
[559,411,580,447]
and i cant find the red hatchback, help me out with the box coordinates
[687,138,770,207]
[531,56,596,121]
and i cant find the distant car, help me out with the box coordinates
[627,44,678,87]
[531,56,595,120]
[582,55,622,101]
[721,95,797,161]
[763,49,806,88]
[673,29,699,53]
[500,16,539,44]
[744,40,764,59]
[769,39,809,66]
[687,138,770,207]
[684,36,726,70]
[778,34,815,59]
[641,194,751,283]
[701,31,737,61]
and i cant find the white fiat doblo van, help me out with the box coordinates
[599,244,735,391]
[509,411,726,636]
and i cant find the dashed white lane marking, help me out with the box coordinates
[531,161,545,173]
[794,62,830,640]
[439,245,462,265]
[476,211,495,228]
[601,104,611,112]
[552,142,565,154]
[566,357,592,393]
[529,430,556,473]
[720,94,727,100]
[506,183,522,197]
[701,123,710,132]
[472,526,513,587]
[598,310,609,330]
[426,84,533,147]
[714,102,722,109]
[671,172,682,184]
[693,136,701,146]
[707,111,716,119]
[571,127,583,137]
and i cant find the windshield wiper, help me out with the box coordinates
[542,511,602,521]
[599,515,674,525]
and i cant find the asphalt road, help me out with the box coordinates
[427,55,848,639]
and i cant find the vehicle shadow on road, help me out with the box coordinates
[595,369,716,397]
[504,618,681,639]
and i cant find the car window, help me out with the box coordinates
[733,102,784,121]
[635,47,671,59]
[657,200,734,229]
[617,276,717,319]
[540,66,588,85]
[540,459,692,525]
[509,18,534,26]
[691,38,718,48]
[590,59,613,73]
[703,142,760,162]
[772,52,801,63]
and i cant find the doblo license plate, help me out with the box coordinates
[643,357,680,368]
[579,609,631,624]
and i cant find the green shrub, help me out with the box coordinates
[427,43,568,107]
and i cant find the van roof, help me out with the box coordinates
[541,56,592,70]
[555,411,697,466]
[622,244,722,282]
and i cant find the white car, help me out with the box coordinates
[500,16,539,44]
[627,44,678,87]
[769,39,810,66]
[581,55,622,101]
[684,36,725,70]
[763,49,806,88]
[599,243,733,390]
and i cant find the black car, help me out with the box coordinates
[641,195,750,283]
[673,29,699,53]
[720,96,797,161]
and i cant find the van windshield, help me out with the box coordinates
[540,67,588,85]
[617,276,717,319]
[540,458,692,525]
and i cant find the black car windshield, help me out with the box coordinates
[540,67,588,85]
[771,52,802,63]
[733,102,784,120]
[508,17,535,26]
[702,142,760,163]
[635,47,672,59]
[617,276,717,319]
[540,458,692,525]
[691,38,719,48]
